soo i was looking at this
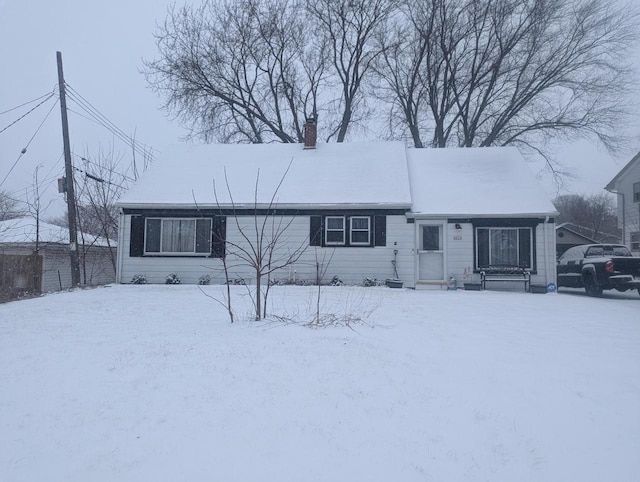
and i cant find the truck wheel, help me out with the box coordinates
[583,275,603,297]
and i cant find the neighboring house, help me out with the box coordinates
[605,150,640,254]
[115,127,557,290]
[0,216,117,292]
[555,223,598,259]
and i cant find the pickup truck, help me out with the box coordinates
[557,244,640,297]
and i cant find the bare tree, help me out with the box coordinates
[307,0,398,142]
[144,0,398,144]
[554,193,619,241]
[145,0,326,144]
[0,191,23,222]
[376,0,638,165]
[58,145,131,277]
[213,162,308,321]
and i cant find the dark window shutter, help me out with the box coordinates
[211,216,226,258]
[374,215,386,247]
[477,228,489,268]
[129,216,145,257]
[519,228,532,268]
[196,218,212,253]
[310,215,322,246]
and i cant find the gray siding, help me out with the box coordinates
[117,214,416,287]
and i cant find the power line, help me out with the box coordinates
[0,88,56,116]
[0,93,56,135]
[65,84,158,159]
[0,98,60,190]
[3,153,65,201]
[72,165,127,190]
[71,152,137,184]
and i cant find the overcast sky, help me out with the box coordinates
[1,0,639,220]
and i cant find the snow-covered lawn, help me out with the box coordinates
[1,285,639,482]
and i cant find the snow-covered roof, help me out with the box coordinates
[0,216,116,247]
[407,146,557,217]
[118,141,555,216]
[118,142,412,209]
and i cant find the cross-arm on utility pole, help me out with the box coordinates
[57,51,81,287]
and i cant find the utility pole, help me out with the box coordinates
[57,51,81,287]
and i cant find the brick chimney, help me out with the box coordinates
[303,117,317,149]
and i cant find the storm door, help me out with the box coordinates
[417,223,445,281]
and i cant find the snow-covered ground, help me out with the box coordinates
[1,285,639,482]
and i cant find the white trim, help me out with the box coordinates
[325,216,346,246]
[415,221,447,284]
[349,216,371,246]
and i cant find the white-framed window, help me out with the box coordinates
[350,216,370,245]
[144,218,212,254]
[325,216,346,245]
[634,182,640,203]
[476,227,532,269]
[631,232,640,251]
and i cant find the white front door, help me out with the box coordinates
[417,222,445,281]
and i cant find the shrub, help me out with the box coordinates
[330,275,344,286]
[131,274,147,284]
[165,273,181,284]
[363,276,377,287]
[198,274,212,285]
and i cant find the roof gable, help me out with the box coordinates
[605,150,640,192]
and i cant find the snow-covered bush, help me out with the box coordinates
[198,274,211,285]
[330,275,344,286]
[131,274,147,284]
[165,273,181,284]
[363,276,377,287]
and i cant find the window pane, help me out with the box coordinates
[178,220,196,252]
[490,229,517,266]
[161,220,178,252]
[352,231,369,244]
[145,219,161,252]
[161,219,196,253]
[422,226,441,251]
[351,217,369,230]
[327,217,344,229]
[326,231,344,243]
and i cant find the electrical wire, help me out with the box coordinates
[72,165,127,190]
[3,153,65,201]
[65,84,158,159]
[0,88,56,116]
[71,151,136,184]
[0,98,60,190]
[0,93,56,135]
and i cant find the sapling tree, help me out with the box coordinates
[213,161,308,321]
